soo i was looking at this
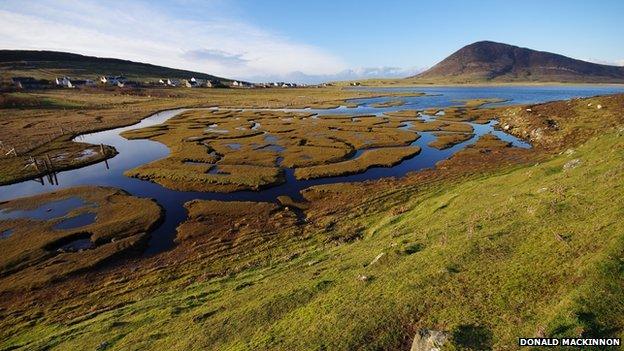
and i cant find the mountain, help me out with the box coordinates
[0,50,232,83]
[408,41,624,84]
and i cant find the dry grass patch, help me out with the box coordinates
[294,146,421,180]
[0,186,162,291]
[428,132,475,149]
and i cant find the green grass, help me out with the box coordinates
[2,127,623,350]
[0,93,87,109]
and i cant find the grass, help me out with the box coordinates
[0,94,623,350]
[294,146,421,180]
[0,186,162,291]
[428,132,474,149]
[120,108,421,191]
[2,126,622,350]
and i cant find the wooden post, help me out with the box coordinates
[45,154,53,170]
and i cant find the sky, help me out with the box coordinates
[1,0,623,83]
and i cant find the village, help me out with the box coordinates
[6,75,330,91]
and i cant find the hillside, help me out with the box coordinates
[0,50,232,83]
[407,41,624,84]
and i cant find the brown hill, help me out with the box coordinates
[408,41,624,84]
[0,50,233,84]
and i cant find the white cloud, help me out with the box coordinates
[0,0,347,81]
[584,58,624,67]
[250,66,426,84]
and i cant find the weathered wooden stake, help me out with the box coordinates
[45,154,53,170]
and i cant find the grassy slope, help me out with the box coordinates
[2,106,623,350]
[0,50,229,82]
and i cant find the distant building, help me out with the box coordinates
[55,77,73,88]
[99,75,127,86]
[232,81,240,87]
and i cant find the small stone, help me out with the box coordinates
[357,274,369,282]
[563,159,582,170]
[368,252,385,266]
[597,104,603,109]
[588,103,592,107]
[525,108,532,112]
[96,341,109,351]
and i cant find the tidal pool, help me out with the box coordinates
[53,212,97,230]
[1,86,623,254]
[0,197,88,221]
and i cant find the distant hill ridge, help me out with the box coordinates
[0,49,232,83]
[408,41,624,84]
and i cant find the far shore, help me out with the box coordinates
[335,80,624,88]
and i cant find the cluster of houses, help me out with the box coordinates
[9,75,321,91]
[158,77,213,88]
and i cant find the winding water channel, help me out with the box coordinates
[1,85,623,254]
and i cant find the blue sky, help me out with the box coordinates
[1,0,623,83]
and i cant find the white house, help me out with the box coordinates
[232,81,240,87]
[55,77,73,88]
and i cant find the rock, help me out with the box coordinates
[357,274,369,282]
[503,124,510,130]
[368,252,385,266]
[411,329,450,351]
[597,104,603,109]
[525,108,532,112]
[96,341,109,351]
[588,103,592,107]
[563,159,582,170]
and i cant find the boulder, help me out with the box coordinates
[411,329,450,351]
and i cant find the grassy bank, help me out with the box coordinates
[0,94,622,350]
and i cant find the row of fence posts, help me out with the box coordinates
[24,144,110,185]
